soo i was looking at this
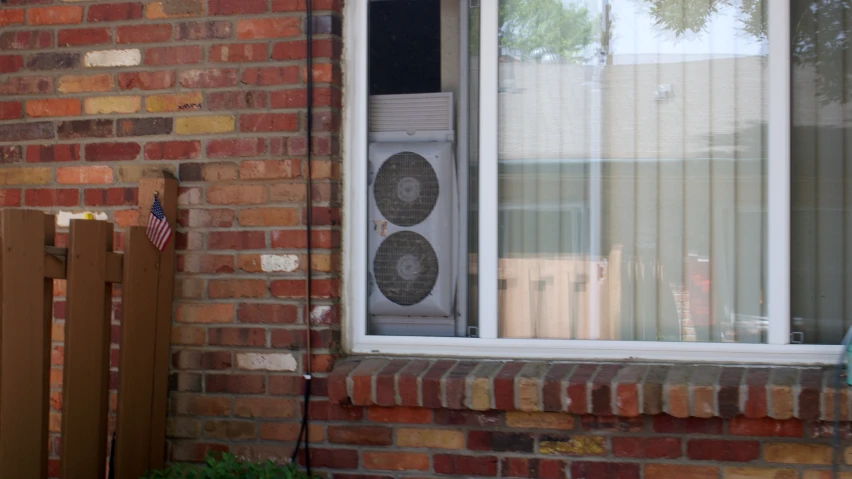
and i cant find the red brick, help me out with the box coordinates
[468,431,534,453]
[28,6,83,25]
[493,362,526,411]
[242,66,300,86]
[208,185,266,205]
[0,9,25,27]
[24,189,78,207]
[366,407,431,424]
[297,448,358,469]
[117,25,172,44]
[209,0,268,14]
[237,17,301,40]
[0,102,21,121]
[178,68,238,88]
[236,304,298,325]
[87,3,143,22]
[652,415,723,434]
[328,426,392,446]
[570,462,640,479]
[208,280,267,299]
[272,0,341,11]
[85,143,141,162]
[744,368,770,418]
[270,329,307,349]
[118,71,174,90]
[207,90,268,110]
[177,21,232,41]
[0,55,23,74]
[580,415,644,432]
[208,231,265,250]
[0,31,53,50]
[434,455,498,477]
[0,189,21,207]
[0,76,53,95]
[144,141,201,161]
[239,113,298,132]
[271,39,338,60]
[207,138,266,158]
[501,458,566,479]
[172,443,229,462]
[26,99,80,118]
[686,439,760,462]
[208,327,266,347]
[145,46,202,65]
[270,278,338,299]
[612,437,681,459]
[210,43,267,62]
[729,417,803,437]
[58,28,110,47]
[205,374,265,394]
[84,188,137,206]
[271,229,338,249]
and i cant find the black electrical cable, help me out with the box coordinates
[291,0,314,475]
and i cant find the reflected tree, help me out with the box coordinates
[498,0,597,60]
[637,0,852,103]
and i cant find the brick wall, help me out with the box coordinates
[0,0,341,476]
[3,1,852,478]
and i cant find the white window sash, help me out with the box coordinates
[343,0,844,364]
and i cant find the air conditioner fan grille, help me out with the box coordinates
[373,231,439,306]
[374,152,439,227]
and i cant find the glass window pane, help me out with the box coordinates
[496,0,768,342]
[791,0,852,345]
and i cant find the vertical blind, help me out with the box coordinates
[496,0,769,342]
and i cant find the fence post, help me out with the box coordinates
[0,210,53,479]
[114,227,160,479]
[60,219,113,479]
[136,173,178,470]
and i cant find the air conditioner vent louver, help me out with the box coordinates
[374,231,440,306]
[374,152,440,227]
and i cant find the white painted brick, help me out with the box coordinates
[260,254,299,273]
[311,305,332,323]
[84,49,141,68]
[57,211,108,227]
[236,353,297,372]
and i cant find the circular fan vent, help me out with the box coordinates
[373,231,439,306]
[374,152,439,227]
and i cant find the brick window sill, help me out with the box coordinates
[327,358,848,421]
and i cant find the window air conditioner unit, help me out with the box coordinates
[367,93,457,337]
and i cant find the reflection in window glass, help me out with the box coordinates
[496,0,768,342]
[791,0,852,344]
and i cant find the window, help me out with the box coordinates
[345,0,850,363]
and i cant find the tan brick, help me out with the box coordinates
[58,74,113,93]
[115,165,176,183]
[506,412,574,430]
[764,443,832,465]
[176,303,234,324]
[234,398,298,419]
[207,185,266,205]
[56,166,112,184]
[176,278,205,298]
[145,0,203,19]
[171,326,205,345]
[239,159,300,180]
[145,92,202,113]
[804,472,852,479]
[84,96,140,115]
[469,377,492,411]
[238,207,300,226]
[175,115,234,135]
[268,183,306,202]
[0,167,51,185]
[517,377,540,412]
[723,468,797,479]
[167,418,201,439]
[202,163,238,182]
[539,436,605,456]
[203,420,256,440]
[645,465,718,479]
[397,428,464,449]
[310,253,338,273]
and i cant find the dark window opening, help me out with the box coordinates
[369,0,441,96]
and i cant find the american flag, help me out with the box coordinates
[146,195,172,251]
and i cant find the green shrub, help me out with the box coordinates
[141,452,313,479]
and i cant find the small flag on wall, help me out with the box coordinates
[146,194,172,251]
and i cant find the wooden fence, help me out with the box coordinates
[0,176,177,479]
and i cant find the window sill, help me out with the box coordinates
[328,358,847,421]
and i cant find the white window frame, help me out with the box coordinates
[343,0,842,364]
